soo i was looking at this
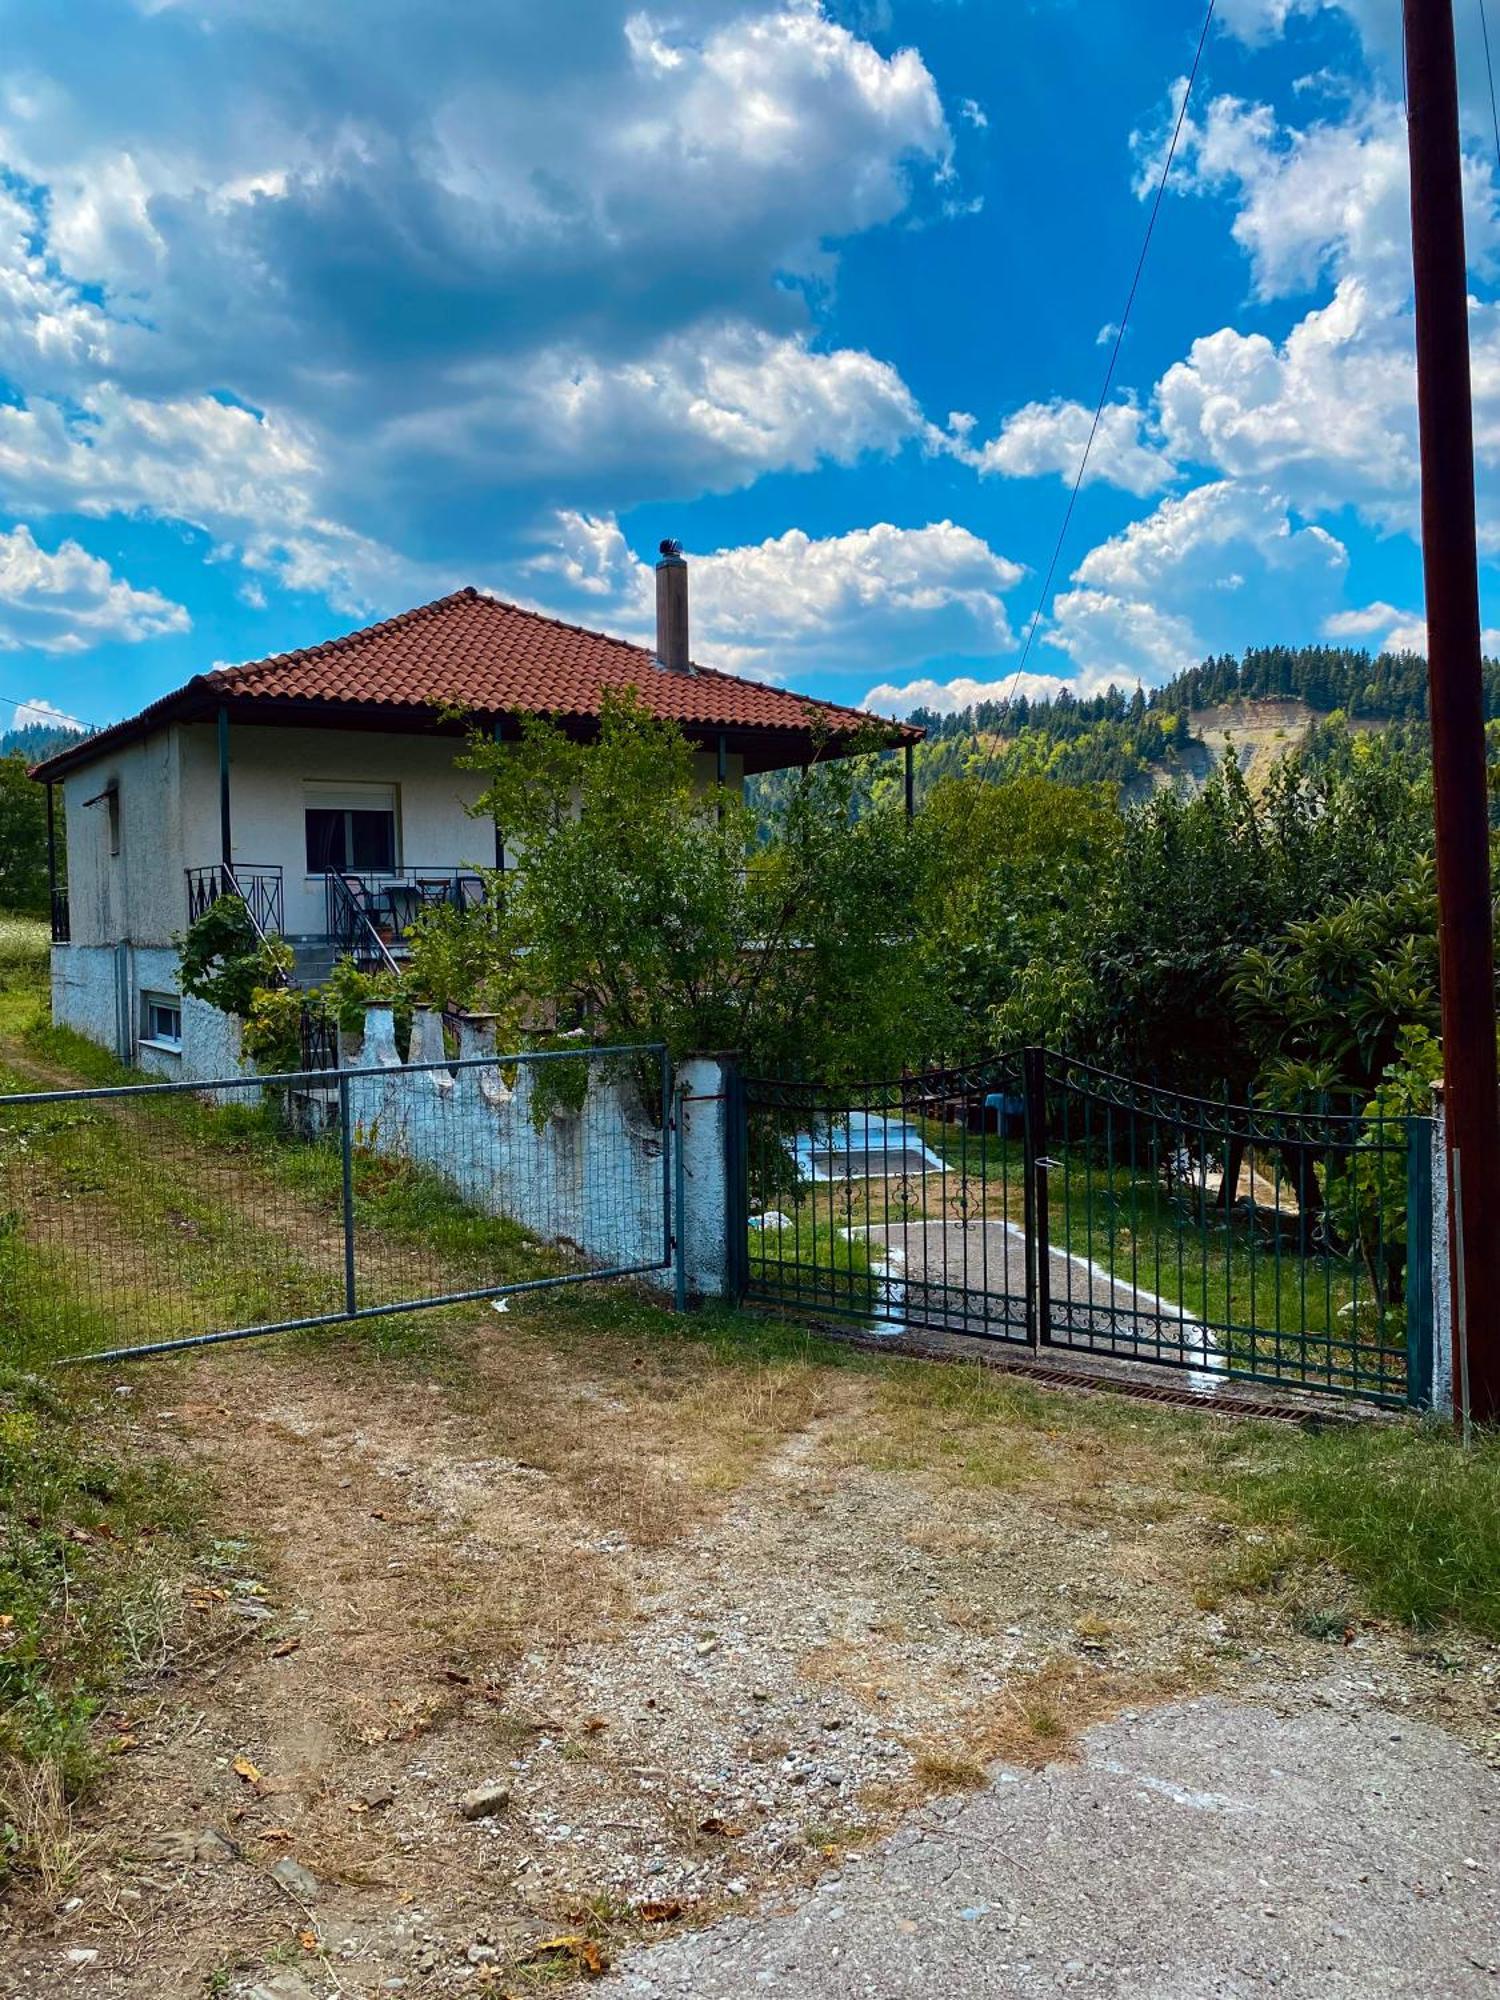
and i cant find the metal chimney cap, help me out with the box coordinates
[658,538,685,562]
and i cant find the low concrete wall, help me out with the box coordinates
[341,1009,729,1300]
[48,954,732,1302]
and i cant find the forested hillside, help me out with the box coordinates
[751,644,1500,826]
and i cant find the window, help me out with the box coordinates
[141,992,182,1050]
[304,782,398,874]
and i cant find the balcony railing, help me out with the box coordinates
[185,862,285,939]
[323,866,487,970]
[50,886,69,943]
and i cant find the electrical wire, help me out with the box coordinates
[1480,0,1500,179]
[970,0,1218,788]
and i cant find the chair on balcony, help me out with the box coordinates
[383,883,425,940]
[457,874,487,911]
[416,874,457,912]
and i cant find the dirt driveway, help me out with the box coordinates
[2,1295,1497,1999]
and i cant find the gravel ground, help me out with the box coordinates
[609,1687,1500,1998]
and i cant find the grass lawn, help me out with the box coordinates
[1,933,1497,1948]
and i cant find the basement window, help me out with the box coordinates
[140,992,182,1051]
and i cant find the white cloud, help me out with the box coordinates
[399,322,932,503]
[1324,603,1500,657]
[529,513,1024,680]
[0,523,188,654]
[8,694,87,733]
[967,397,1176,497]
[859,669,1080,718]
[1049,481,1350,684]
[0,2,958,605]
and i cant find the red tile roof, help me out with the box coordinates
[32,587,921,781]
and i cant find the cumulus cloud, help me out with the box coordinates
[0,2,957,606]
[1048,481,1349,683]
[529,513,1024,681]
[1324,603,1500,657]
[8,694,87,733]
[0,523,188,653]
[859,669,1083,718]
[966,397,1176,497]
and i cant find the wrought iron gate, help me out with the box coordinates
[736,1051,1430,1408]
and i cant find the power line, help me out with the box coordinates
[1480,0,1500,177]
[970,0,1218,787]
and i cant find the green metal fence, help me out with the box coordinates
[737,1050,1430,1408]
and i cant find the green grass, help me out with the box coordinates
[0,916,47,981]
[1207,1419,1500,1637]
[0,961,560,1366]
[747,1211,879,1315]
[0,1366,202,1888]
[896,1115,1407,1398]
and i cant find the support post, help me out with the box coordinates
[491,717,506,874]
[1404,0,1500,1421]
[904,740,914,819]
[217,704,232,872]
[45,782,60,938]
[1406,1112,1435,1409]
[338,1071,357,1316]
[1023,1046,1051,1349]
[717,731,727,824]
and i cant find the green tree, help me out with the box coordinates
[0,755,51,914]
[458,690,927,1081]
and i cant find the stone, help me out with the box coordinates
[137,1826,239,1866]
[459,1780,511,1821]
[242,1975,318,2000]
[269,1854,322,1901]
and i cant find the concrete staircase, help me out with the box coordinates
[289,938,339,988]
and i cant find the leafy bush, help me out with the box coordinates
[176,897,292,1018]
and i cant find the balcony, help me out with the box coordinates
[185,862,285,937]
[324,866,487,973]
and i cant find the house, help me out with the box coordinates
[32,544,922,1080]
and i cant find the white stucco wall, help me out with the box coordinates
[59,728,188,949]
[56,717,748,957]
[179,722,495,935]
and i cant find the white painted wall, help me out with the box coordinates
[179,722,495,935]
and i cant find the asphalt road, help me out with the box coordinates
[609,1691,1500,1998]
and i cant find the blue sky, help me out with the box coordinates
[0,0,1496,734]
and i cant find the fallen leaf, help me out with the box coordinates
[580,1941,607,1977]
[0,1615,14,1630]
[297,1929,318,1952]
[231,1756,264,1786]
[106,1734,138,1755]
[260,1828,294,1843]
[697,1816,744,1838]
[271,1637,301,1659]
[636,1900,684,1924]
[582,1716,608,1733]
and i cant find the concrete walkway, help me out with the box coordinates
[609,1693,1500,1998]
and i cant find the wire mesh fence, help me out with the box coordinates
[0,1044,671,1367]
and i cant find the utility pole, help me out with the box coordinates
[1404,0,1500,1421]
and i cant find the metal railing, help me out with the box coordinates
[0,1042,673,1367]
[325,871,403,976]
[737,1050,1430,1407]
[186,862,285,940]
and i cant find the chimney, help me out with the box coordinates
[655,538,691,674]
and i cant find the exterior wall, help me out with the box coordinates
[179,722,494,936]
[339,1010,729,1298]
[60,727,188,950]
[51,940,243,1081]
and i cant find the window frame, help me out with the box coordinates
[303,781,400,877]
[140,991,183,1052]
